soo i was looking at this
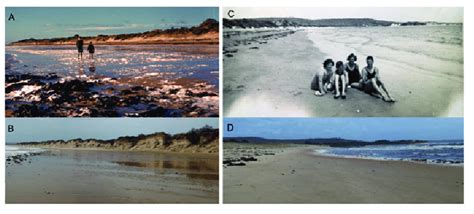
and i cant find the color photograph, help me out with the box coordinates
[223,7,463,117]
[224,118,463,203]
[5,7,219,117]
[5,118,219,203]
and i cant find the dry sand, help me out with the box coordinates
[223,28,463,117]
[224,143,463,203]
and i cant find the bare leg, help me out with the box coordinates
[350,82,362,89]
[379,82,395,102]
[341,77,346,96]
[334,75,341,98]
[370,78,387,100]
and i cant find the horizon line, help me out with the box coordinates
[8,18,219,43]
[224,17,463,24]
[223,136,464,142]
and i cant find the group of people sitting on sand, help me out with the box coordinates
[75,35,95,60]
[311,53,395,102]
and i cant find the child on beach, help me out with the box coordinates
[333,61,347,99]
[87,42,95,59]
[311,58,334,96]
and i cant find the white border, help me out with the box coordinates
[1,0,472,213]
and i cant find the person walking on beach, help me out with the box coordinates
[76,36,84,60]
[333,61,347,99]
[361,56,395,102]
[87,42,95,59]
[345,53,362,89]
[311,58,334,96]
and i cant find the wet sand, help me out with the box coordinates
[5,44,219,117]
[224,143,463,203]
[5,73,218,117]
[223,27,463,117]
[6,149,218,203]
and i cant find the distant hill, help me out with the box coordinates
[17,126,219,153]
[9,19,219,46]
[223,18,462,29]
[223,137,426,148]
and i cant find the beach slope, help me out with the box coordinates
[224,145,463,203]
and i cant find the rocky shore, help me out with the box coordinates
[223,29,295,58]
[5,73,218,117]
[17,126,219,154]
[6,152,43,166]
[223,142,292,167]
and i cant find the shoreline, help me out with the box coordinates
[5,72,219,117]
[6,40,219,46]
[6,149,219,203]
[10,145,219,156]
[224,144,463,203]
[307,148,464,167]
[223,26,463,117]
[310,147,464,167]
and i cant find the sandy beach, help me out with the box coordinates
[6,149,218,203]
[224,143,463,203]
[223,26,463,117]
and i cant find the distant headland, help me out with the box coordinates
[224,136,427,147]
[9,19,219,46]
[223,18,462,29]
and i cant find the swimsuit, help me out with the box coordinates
[363,67,379,93]
[311,69,331,91]
[346,63,361,84]
[365,67,377,79]
[335,68,344,75]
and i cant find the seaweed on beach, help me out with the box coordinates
[5,73,219,117]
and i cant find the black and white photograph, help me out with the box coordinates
[223,7,463,117]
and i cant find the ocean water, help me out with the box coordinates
[5,145,46,157]
[315,140,464,165]
[5,44,219,86]
[305,25,463,81]
[223,25,463,117]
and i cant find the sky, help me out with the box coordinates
[5,118,218,143]
[224,7,463,23]
[5,7,218,43]
[224,118,463,141]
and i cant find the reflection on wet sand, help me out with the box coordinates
[114,159,218,180]
[5,45,219,117]
[6,149,219,203]
[88,60,96,73]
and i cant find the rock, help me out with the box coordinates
[227,162,246,166]
[241,156,258,162]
